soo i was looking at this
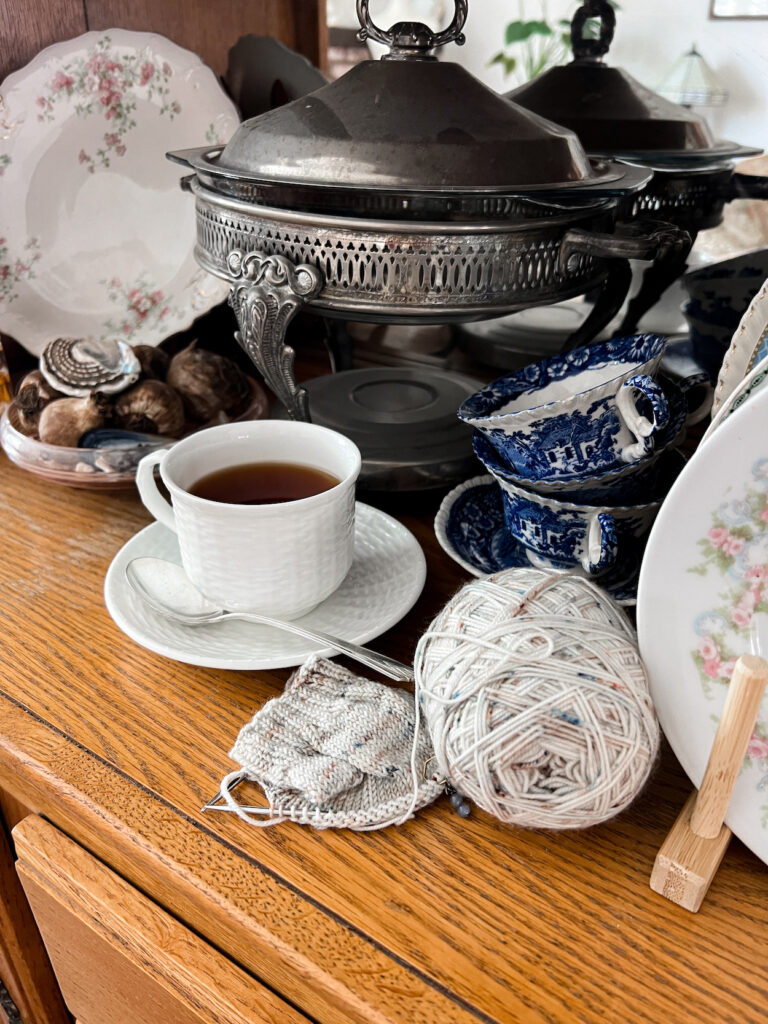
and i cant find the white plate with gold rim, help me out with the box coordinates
[712,276,768,417]
[702,352,768,443]
[637,385,768,866]
[0,30,238,355]
[104,505,426,670]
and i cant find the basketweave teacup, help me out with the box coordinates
[136,420,361,618]
[458,334,669,483]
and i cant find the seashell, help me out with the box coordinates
[78,428,173,450]
[166,340,252,422]
[40,337,141,397]
[38,393,111,447]
[15,370,65,413]
[7,399,41,437]
[113,379,186,437]
[132,344,170,381]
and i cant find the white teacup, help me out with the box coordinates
[135,420,361,619]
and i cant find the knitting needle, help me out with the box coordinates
[650,653,768,913]
[202,771,246,812]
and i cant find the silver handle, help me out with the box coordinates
[356,0,467,59]
[232,612,414,682]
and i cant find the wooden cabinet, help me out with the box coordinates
[0,800,69,1024]
[13,816,308,1024]
[0,0,327,84]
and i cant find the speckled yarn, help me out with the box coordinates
[414,568,659,830]
[221,656,442,830]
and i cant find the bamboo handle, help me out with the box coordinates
[690,654,768,839]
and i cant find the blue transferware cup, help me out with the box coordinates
[458,334,670,483]
[478,438,662,576]
[473,430,686,508]
[682,248,768,352]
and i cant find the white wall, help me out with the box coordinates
[334,0,768,149]
[446,0,768,148]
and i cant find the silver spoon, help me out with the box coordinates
[124,556,414,682]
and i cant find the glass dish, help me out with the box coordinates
[0,378,269,490]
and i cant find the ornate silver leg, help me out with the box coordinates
[227,250,323,421]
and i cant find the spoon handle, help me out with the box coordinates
[232,612,414,682]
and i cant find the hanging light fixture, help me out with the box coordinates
[656,45,728,108]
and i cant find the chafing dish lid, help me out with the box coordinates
[508,0,760,164]
[215,1,602,193]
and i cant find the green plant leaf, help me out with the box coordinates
[488,51,517,75]
[582,17,602,39]
[505,20,553,45]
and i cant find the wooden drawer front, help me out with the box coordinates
[13,816,309,1024]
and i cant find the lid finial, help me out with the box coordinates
[356,0,468,61]
[571,0,615,62]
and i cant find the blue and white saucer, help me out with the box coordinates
[434,476,640,605]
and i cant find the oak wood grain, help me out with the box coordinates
[0,699,475,1024]
[0,789,33,832]
[84,0,327,79]
[0,808,71,1024]
[0,449,766,1024]
[0,0,85,82]
[1,1,326,100]
[14,815,309,1024]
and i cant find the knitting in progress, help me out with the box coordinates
[414,567,660,830]
[218,656,442,830]
[216,567,659,832]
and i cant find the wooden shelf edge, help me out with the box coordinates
[0,699,484,1024]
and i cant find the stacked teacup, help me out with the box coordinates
[457,334,690,596]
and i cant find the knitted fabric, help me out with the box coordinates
[224,656,442,830]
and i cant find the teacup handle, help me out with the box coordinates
[582,512,618,576]
[616,374,670,462]
[135,449,176,532]
[676,371,714,426]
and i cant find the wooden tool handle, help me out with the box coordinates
[690,654,768,839]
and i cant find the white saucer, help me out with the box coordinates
[104,503,426,670]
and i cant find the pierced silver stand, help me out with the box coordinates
[227,249,323,421]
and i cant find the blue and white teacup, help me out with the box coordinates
[474,430,686,508]
[458,334,669,483]
[482,458,661,577]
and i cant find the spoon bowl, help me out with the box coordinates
[125,557,414,682]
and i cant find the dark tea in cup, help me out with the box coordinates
[190,462,340,505]
[136,420,361,617]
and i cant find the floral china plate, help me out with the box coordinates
[701,353,768,444]
[104,506,427,670]
[637,385,768,867]
[434,475,640,605]
[712,277,768,417]
[0,31,239,355]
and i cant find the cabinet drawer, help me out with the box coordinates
[13,815,309,1024]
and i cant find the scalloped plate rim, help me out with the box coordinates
[0,28,237,353]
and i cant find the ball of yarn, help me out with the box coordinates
[414,568,659,829]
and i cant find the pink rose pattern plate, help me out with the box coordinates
[0,31,239,354]
[637,385,768,863]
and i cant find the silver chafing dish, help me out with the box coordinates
[169,0,687,420]
[508,0,767,333]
